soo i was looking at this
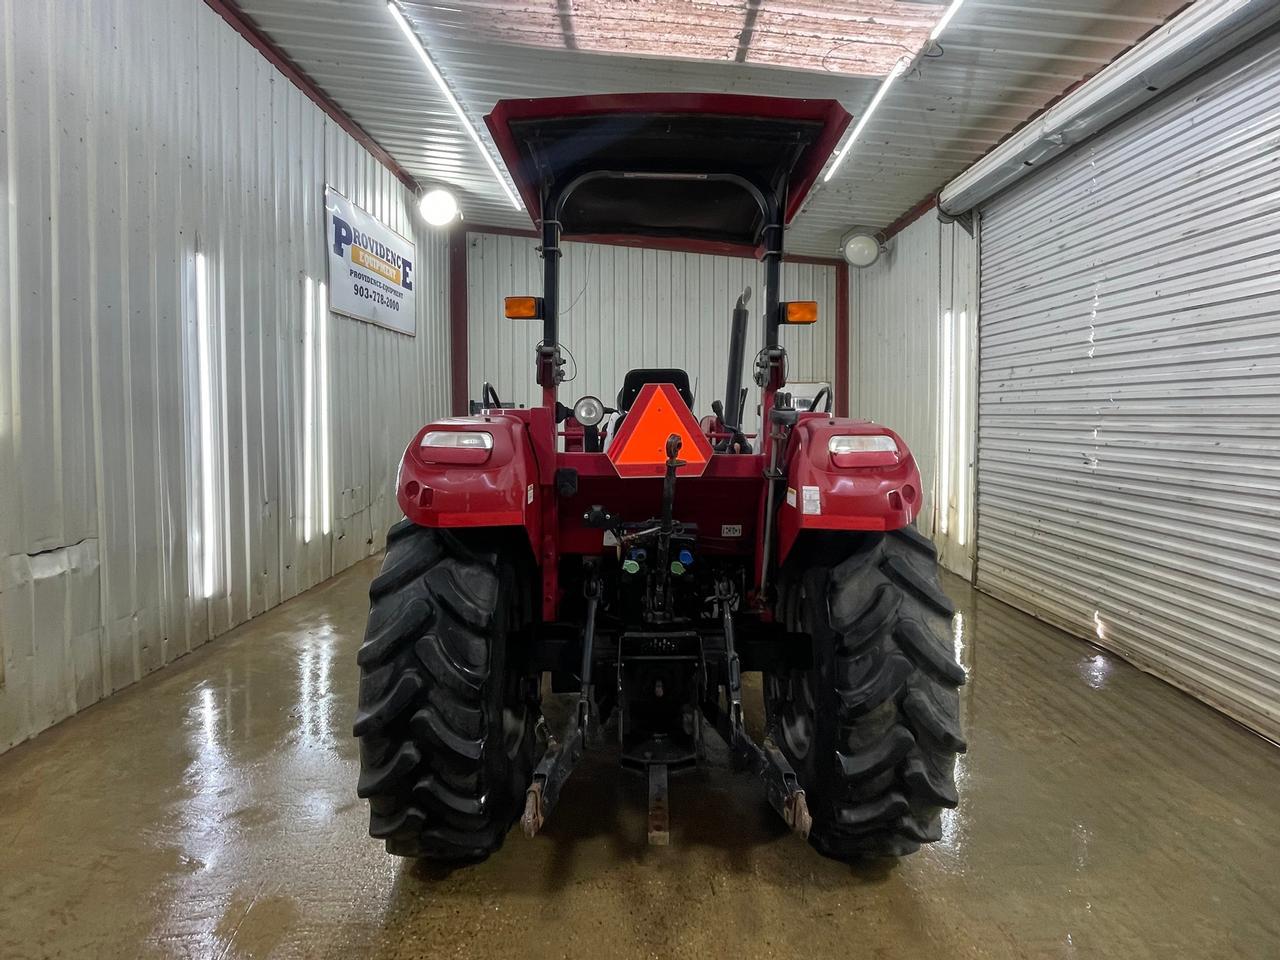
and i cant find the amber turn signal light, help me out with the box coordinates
[781,300,818,324]
[504,296,543,320]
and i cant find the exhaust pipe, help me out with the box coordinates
[723,287,751,431]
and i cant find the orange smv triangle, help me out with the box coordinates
[608,382,715,478]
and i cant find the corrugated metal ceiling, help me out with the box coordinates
[233,0,1178,256]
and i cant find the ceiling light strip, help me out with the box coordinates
[930,0,970,41]
[821,0,970,184]
[387,2,522,209]
[822,57,909,184]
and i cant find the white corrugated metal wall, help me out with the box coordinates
[0,0,452,751]
[849,216,978,573]
[976,33,1280,741]
[466,233,838,435]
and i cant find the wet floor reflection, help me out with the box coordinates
[0,560,1277,960]
[296,623,337,748]
[181,683,230,871]
[952,609,968,667]
[1081,652,1113,690]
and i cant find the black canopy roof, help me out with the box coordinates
[485,94,850,253]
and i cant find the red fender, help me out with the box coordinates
[775,414,924,565]
[396,414,541,552]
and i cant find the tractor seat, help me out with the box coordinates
[606,368,695,452]
[615,368,694,412]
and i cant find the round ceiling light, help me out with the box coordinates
[419,188,460,227]
[841,232,882,268]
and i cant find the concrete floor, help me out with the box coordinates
[1,560,1277,960]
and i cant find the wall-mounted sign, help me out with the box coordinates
[324,187,416,335]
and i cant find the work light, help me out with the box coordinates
[841,233,881,268]
[573,396,605,427]
[418,188,459,226]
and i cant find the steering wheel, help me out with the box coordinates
[482,381,502,410]
[808,386,832,413]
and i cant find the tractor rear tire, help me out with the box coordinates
[766,527,967,860]
[353,520,539,860]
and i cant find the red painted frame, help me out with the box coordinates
[396,404,919,620]
[423,96,903,620]
[459,222,845,266]
[835,262,850,417]
[448,230,470,415]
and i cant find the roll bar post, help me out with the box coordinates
[537,171,788,410]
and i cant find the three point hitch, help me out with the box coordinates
[520,566,812,845]
[521,568,599,838]
[712,576,812,840]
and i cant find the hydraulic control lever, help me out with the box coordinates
[577,574,600,732]
[652,434,685,616]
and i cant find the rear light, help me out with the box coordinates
[419,430,493,465]
[780,300,819,324]
[422,431,493,450]
[504,296,542,320]
[829,434,899,468]
[828,435,895,455]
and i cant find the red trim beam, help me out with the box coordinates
[835,262,850,417]
[448,229,470,416]
[462,224,844,267]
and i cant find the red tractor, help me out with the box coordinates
[354,94,966,862]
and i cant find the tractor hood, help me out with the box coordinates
[485,94,850,253]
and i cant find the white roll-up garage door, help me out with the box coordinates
[976,34,1280,741]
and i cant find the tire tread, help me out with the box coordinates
[354,524,534,861]
[771,527,967,861]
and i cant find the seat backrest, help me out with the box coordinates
[616,368,694,412]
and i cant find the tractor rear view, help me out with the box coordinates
[353,94,966,862]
